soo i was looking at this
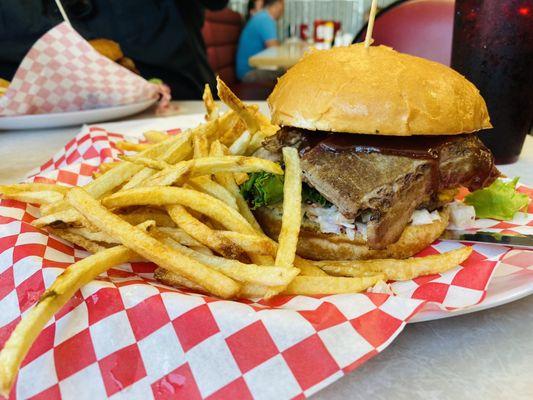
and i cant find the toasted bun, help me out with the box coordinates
[268,44,491,136]
[255,207,449,260]
[89,39,124,62]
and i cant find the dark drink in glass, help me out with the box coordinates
[451,0,533,164]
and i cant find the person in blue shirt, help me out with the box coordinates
[236,0,284,83]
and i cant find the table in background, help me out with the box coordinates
[0,101,532,400]
[248,41,309,70]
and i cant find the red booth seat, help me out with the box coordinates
[202,9,275,100]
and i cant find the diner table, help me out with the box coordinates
[248,41,310,70]
[0,101,532,400]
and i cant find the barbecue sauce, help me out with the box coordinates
[276,127,498,192]
[317,133,465,160]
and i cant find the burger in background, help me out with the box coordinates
[0,78,9,97]
[89,38,140,74]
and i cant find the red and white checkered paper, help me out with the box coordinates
[0,23,162,117]
[0,128,532,400]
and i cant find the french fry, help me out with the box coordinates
[39,137,172,221]
[48,228,108,254]
[120,155,171,171]
[86,135,174,197]
[202,84,219,121]
[217,231,276,256]
[210,141,264,233]
[246,131,267,154]
[115,141,151,152]
[0,245,134,397]
[294,257,328,276]
[68,227,118,244]
[191,109,240,142]
[49,220,155,254]
[155,231,299,287]
[161,225,274,256]
[193,134,210,158]
[121,130,193,191]
[275,147,302,268]
[104,186,256,234]
[146,155,283,187]
[32,208,86,228]
[98,161,122,173]
[315,247,473,281]
[237,283,287,299]
[255,109,280,138]
[119,209,176,227]
[166,204,249,259]
[217,77,261,133]
[282,275,385,295]
[159,227,211,248]
[229,131,251,155]
[143,130,169,143]
[187,176,239,210]
[0,183,69,195]
[103,187,265,236]
[68,188,240,298]
[39,201,67,217]
[219,119,246,147]
[154,267,206,292]
[120,167,160,191]
[234,172,249,185]
[216,77,278,144]
[1,191,63,205]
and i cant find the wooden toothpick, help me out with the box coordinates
[54,0,72,26]
[364,0,379,48]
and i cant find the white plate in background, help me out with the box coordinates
[0,98,157,130]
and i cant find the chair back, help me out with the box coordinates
[355,0,455,65]
[202,8,243,84]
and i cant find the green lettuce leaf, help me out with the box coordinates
[240,172,284,209]
[240,171,331,209]
[302,184,331,207]
[464,177,529,220]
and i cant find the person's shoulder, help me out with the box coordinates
[250,10,274,25]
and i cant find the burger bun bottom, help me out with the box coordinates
[255,207,449,260]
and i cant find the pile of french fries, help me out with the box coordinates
[0,78,472,396]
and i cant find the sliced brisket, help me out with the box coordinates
[262,127,499,249]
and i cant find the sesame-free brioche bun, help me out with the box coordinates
[255,206,449,260]
[268,44,491,136]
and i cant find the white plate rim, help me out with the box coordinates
[0,98,157,130]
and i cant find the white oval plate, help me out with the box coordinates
[410,268,533,323]
[0,98,157,130]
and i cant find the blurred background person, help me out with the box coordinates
[236,0,284,83]
[0,0,228,99]
[246,0,264,21]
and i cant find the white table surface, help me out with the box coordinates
[0,101,532,400]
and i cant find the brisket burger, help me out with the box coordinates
[244,44,499,260]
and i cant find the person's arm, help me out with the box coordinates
[259,15,279,48]
[265,39,280,48]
